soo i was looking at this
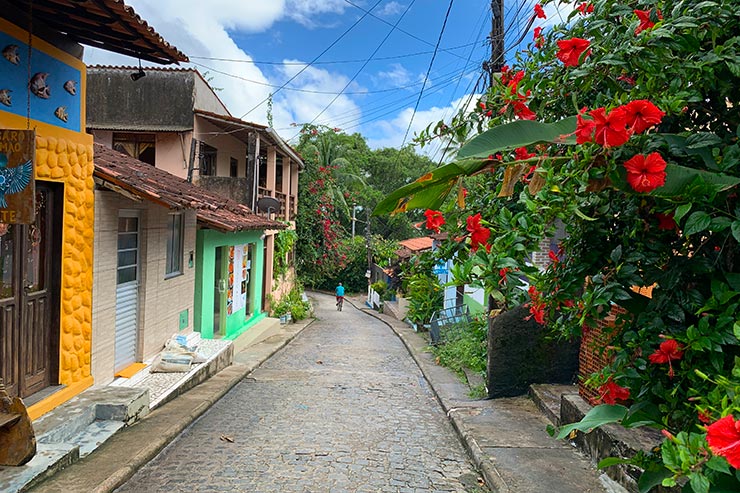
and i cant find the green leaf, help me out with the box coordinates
[688,472,711,493]
[684,211,712,236]
[372,162,465,216]
[686,132,723,149]
[457,117,578,159]
[675,203,693,222]
[598,456,634,469]
[731,220,740,242]
[610,245,623,264]
[638,468,673,493]
[556,404,628,439]
[651,164,740,198]
[706,455,732,475]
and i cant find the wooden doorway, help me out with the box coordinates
[0,183,62,399]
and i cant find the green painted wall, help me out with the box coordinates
[195,229,265,339]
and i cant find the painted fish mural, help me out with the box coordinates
[2,44,19,65]
[63,80,76,96]
[0,89,11,107]
[54,106,68,123]
[29,72,50,99]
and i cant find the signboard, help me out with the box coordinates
[0,129,35,224]
[226,243,249,315]
[432,261,448,275]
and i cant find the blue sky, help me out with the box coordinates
[84,0,550,158]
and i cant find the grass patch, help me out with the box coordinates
[431,316,487,395]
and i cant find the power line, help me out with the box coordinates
[237,0,385,120]
[398,0,456,152]
[187,41,483,66]
[299,0,419,134]
[191,60,470,96]
[342,0,470,62]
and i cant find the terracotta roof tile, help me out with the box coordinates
[16,0,188,64]
[93,144,285,232]
[398,237,434,252]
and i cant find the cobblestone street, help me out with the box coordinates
[114,293,486,493]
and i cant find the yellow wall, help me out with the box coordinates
[0,19,94,419]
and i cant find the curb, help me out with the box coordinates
[36,319,315,493]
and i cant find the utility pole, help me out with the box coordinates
[483,0,505,88]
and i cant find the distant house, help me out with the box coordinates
[85,66,303,310]
[92,144,285,384]
[0,0,186,419]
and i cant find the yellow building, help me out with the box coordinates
[0,0,186,419]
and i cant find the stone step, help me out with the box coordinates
[0,442,78,493]
[69,420,126,458]
[529,384,663,493]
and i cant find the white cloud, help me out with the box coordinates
[376,63,412,86]
[377,1,405,17]
[365,95,479,160]
[285,0,349,27]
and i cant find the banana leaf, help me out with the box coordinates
[373,118,578,216]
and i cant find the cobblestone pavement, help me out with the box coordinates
[115,293,486,493]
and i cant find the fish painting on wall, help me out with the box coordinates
[29,72,50,99]
[2,44,19,65]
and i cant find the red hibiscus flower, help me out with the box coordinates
[623,100,665,134]
[533,27,545,48]
[624,152,667,193]
[424,209,445,233]
[576,3,593,14]
[590,106,631,147]
[575,111,596,144]
[617,74,636,86]
[556,38,591,67]
[498,267,510,285]
[512,100,536,120]
[634,9,663,35]
[515,147,536,160]
[706,415,740,468]
[598,379,630,405]
[648,338,684,377]
[655,212,677,231]
[466,213,491,252]
[534,4,546,19]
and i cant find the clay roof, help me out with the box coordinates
[15,0,187,64]
[93,144,286,232]
[396,237,434,260]
[398,237,434,252]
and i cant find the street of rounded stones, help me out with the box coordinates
[114,293,486,493]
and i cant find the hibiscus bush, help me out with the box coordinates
[374,0,740,490]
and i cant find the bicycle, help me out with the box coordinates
[336,296,344,311]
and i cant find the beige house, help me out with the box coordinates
[91,143,285,384]
[85,67,303,308]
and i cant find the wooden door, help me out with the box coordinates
[0,184,60,399]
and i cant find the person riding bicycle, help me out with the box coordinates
[335,282,345,306]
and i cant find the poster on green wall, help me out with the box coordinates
[228,243,248,315]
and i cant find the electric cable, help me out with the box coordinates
[237,0,385,120]
[398,0,456,153]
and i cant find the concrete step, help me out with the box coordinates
[530,384,663,493]
[0,387,150,493]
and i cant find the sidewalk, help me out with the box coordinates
[23,295,626,493]
[21,318,310,493]
[347,294,627,493]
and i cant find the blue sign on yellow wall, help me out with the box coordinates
[0,129,35,224]
[1,31,81,131]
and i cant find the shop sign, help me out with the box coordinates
[0,129,35,224]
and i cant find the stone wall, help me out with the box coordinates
[487,304,580,398]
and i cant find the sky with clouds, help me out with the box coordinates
[84,0,553,159]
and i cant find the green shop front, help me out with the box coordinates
[195,220,282,339]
